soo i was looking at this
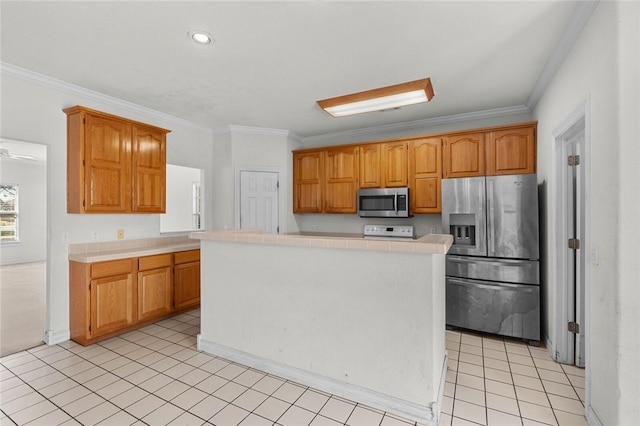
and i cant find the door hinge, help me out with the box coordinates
[568,321,580,334]
[277,181,280,189]
[568,155,580,166]
[89,283,91,291]
[568,238,580,250]
[88,324,91,333]
[277,226,280,234]
[83,200,86,207]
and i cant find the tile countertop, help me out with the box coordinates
[190,230,453,254]
[68,238,200,263]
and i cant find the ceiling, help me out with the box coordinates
[1,1,580,138]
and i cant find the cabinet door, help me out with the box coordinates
[90,273,136,338]
[132,125,166,213]
[174,261,200,309]
[293,151,323,213]
[443,133,486,178]
[324,146,359,213]
[409,138,442,214]
[382,141,408,187]
[138,267,172,322]
[359,144,381,188]
[487,126,536,175]
[84,114,131,212]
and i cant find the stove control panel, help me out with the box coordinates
[363,224,415,239]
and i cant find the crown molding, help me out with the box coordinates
[1,62,213,134]
[302,105,530,145]
[526,0,599,110]
[211,124,304,143]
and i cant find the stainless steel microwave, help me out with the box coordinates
[357,187,411,218]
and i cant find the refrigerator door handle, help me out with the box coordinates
[447,277,535,292]
[487,179,495,256]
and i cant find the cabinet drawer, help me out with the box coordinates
[91,259,134,279]
[174,249,200,264]
[139,254,172,271]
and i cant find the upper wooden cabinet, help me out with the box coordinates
[64,106,170,214]
[293,150,323,213]
[382,141,408,187]
[293,147,359,214]
[324,146,359,213]
[132,125,167,212]
[359,144,381,188]
[408,138,442,214]
[486,125,536,175]
[442,132,486,178]
[292,121,536,214]
[359,142,408,188]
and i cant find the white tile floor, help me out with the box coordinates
[443,330,587,426]
[0,310,587,426]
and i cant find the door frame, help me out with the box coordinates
[551,98,591,402]
[234,166,284,233]
[0,138,49,350]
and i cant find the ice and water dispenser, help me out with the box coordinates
[448,213,476,247]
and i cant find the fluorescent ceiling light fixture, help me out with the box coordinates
[188,30,213,44]
[317,78,435,117]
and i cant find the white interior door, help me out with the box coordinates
[567,130,586,368]
[557,120,586,368]
[239,171,279,234]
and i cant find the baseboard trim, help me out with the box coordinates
[586,405,603,426]
[44,329,70,345]
[434,352,449,424]
[198,335,438,425]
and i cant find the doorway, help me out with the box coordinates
[238,170,279,234]
[0,139,47,356]
[553,107,588,369]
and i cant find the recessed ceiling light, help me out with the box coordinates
[188,30,213,45]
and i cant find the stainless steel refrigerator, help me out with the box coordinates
[442,174,540,342]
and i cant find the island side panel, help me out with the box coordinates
[199,240,445,408]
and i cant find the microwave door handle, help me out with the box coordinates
[394,192,398,214]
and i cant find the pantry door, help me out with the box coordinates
[239,171,279,234]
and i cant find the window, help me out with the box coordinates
[192,182,202,230]
[0,184,19,242]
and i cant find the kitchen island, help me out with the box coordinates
[190,230,452,425]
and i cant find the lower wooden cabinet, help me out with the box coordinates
[87,259,136,340]
[174,250,201,310]
[137,254,172,322]
[70,249,200,345]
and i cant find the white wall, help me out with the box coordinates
[199,238,445,421]
[533,2,640,424]
[0,158,46,264]
[211,127,292,233]
[616,2,640,423]
[0,69,214,340]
